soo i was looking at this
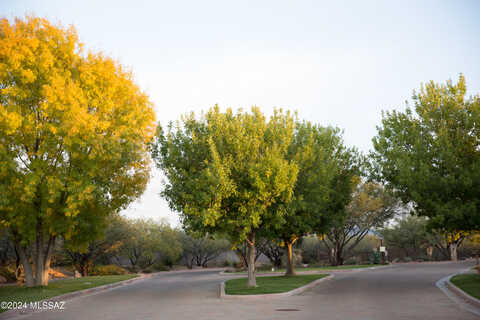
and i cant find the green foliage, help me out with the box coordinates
[269,123,362,262]
[323,182,401,265]
[152,106,298,243]
[90,264,129,276]
[118,217,183,269]
[371,75,480,231]
[0,265,16,282]
[180,232,230,268]
[224,274,327,295]
[0,16,156,286]
[152,106,299,285]
[368,251,381,264]
[450,274,480,299]
[381,215,430,260]
[0,275,137,313]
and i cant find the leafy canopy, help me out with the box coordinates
[152,106,298,244]
[371,75,480,231]
[0,16,156,245]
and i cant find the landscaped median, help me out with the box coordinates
[223,264,388,275]
[449,273,480,301]
[0,274,140,315]
[219,274,332,299]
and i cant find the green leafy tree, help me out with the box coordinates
[63,214,125,276]
[152,106,298,286]
[371,75,480,233]
[381,216,431,260]
[0,17,155,286]
[322,182,401,265]
[272,123,362,275]
[180,232,230,268]
[256,237,284,268]
[120,218,182,270]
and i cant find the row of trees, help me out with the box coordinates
[152,108,402,286]
[153,75,480,287]
[2,16,479,288]
[0,216,235,278]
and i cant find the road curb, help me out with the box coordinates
[446,275,480,309]
[218,264,392,276]
[219,274,334,299]
[0,273,152,320]
[436,268,480,317]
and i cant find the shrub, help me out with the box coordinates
[344,257,359,265]
[153,263,169,272]
[256,264,275,272]
[403,257,413,263]
[0,265,17,282]
[90,265,129,276]
[142,263,169,273]
[233,262,244,270]
[368,252,381,264]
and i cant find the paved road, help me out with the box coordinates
[17,261,477,320]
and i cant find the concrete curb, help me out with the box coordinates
[446,275,480,309]
[0,273,152,320]
[436,268,480,317]
[219,264,392,276]
[219,274,334,299]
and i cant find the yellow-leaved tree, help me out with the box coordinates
[0,16,156,286]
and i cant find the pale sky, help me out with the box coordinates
[2,0,479,227]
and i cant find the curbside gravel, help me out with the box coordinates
[219,274,334,299]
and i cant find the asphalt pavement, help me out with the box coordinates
[12,260,477,320]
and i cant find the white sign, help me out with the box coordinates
[379,246,386,252]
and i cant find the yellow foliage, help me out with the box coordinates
[0,16,156,245]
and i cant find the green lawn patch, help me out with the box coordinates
[229,264,377,274]
[225,274,328,295]
[0,274,138,313]
[450,273,480,299]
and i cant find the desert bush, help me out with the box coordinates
[344,257,359,265]
[0,265,16,282]
[90,264,129,276]
[368,251,381,264]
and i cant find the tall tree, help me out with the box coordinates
[381,216,431,260]
[256,237,284,268]
[274,123,362,275]
[0,17,155,286]
[152,106,298,286]
[371,75,480,233]
[120,218,182,270]
[323,182,401,266]
[180,232,230,268]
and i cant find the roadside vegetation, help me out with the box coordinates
[0,275,137,313]
[226,264,376,274]
[0,15,479,297]
[450,273,480,299]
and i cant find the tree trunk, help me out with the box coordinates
[335,249,344,266]
[449,243,458,262]
[334,240,344,266]
[14,241,34,287]
[426,246,433,260]
[285,239,297,276]
[247,232,256,287]
[34,234,55,286]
